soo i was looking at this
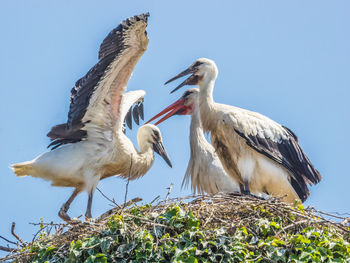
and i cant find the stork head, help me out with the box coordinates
[165,58,218,93]
[146,88,199,125]
[137,124,172,167]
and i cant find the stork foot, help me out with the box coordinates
[58,208,72,222]
[242,189,251,195]
[85,210,92,220]
[84,216,95,223]
[241,181,252,195]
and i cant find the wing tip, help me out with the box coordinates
[98,13,150,60]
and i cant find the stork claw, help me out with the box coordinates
[58,208,72,222]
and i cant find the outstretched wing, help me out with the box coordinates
[48,13,149,149]
[225,106,321,202]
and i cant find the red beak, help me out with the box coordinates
[146,98,186,125]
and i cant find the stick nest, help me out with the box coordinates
[2,194,350,262]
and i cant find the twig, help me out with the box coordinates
[0,235,17,245]
[150,195,160,204]
[0,245,15,252]
[96,187,121,208]
[312,209,348,220]
[11,222,25,246]
[124,154,133,208]
[153,225,159,249]
[165,183,173,201]
[122,197,142,209]
[29,222,66,227]
[97,197,142,222]
[283,220,310,231]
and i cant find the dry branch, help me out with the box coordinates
[11,222,25,246]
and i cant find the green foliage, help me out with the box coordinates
[16,203,350,262]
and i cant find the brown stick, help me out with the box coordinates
[96,187,121,208]
[165,183,173,201]
[11,223,25,246]
[0,245,14,252]
[150,195,160,204]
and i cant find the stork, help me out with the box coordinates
[11,13,172,221]
[164,58,321,203]
[147,88,240,195]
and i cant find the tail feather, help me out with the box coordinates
[11,161,35,177]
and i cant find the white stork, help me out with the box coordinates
[147,88,240,195]
[11,13,172,221]
[164,58,321,203]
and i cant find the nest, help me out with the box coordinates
[1,193,349,262]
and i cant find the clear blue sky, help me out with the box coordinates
[1,0,349,251]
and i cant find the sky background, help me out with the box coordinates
[0,0,349,253]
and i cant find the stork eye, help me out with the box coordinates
[152,130,160,141]
[182,90,193,99]
[193,61,202,68]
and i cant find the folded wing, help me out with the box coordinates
[225,108,321,201]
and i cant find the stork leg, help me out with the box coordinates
[58,188,80,222]
[84,173,100,220]
[239,180,265,200]
[85,190,94,219]
[241,181,251,195]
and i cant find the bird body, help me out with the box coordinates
[148,88,240,195]
[165,58,321,203]
[12,13,172,221]
[186,106,240,194]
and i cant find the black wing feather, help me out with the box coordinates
[125,107,132,130]
[139,101,144,120]
[132,105,140,125]
[235,127,321,202]
[47,13,149,149]
[67,53,117,129]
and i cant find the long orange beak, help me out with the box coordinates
[146,98,185,125]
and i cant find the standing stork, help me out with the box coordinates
[11,13,172,221]
[147,88,240,195]
[164,58,321,203]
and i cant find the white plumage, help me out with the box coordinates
[165,58,321,203]
[12,14,172,221]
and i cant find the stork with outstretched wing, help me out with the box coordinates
[165,58,321,204]
[11,13,172,221]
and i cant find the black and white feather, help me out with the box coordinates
[164,57,321,203]
[224,108,321,202]
[47,13,149,149]
[11,13,173,221]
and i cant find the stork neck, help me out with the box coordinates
[139,142,154,157]
[132,144,154,178]
[198,79,217,132]
[199,79,215,106]
[190,107,208,150]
